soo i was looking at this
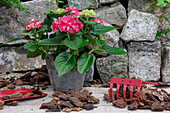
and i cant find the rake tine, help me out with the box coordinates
[109,83,113,101]
[116,84,120,100]
[137,86,141,104]
[130,86,134,103]
[123,85,127,102]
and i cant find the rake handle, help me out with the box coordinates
[142,81,170,86]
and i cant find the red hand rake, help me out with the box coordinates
[109,78,170,104]
[0,88,47,102]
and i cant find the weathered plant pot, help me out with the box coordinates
[45,54,86,91]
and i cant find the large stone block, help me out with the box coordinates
[128,0,151,13]
[0,7,26,44]
[0,0,57,44]
[128,41,161,81]
[0,47,46,73]
[162,47,170,83]
[96,54,128,83]
[95,2,127,27]
[67,0,98,10]
[121,9,159,42]
[128,0,170,31]
[99,0,117,4]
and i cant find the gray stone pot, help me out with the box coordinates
[45,54,86,91]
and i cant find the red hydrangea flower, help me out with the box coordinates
[63,7,80,15]
[91,19,104,25]
[26,20,41,30]
[51,15,83,34]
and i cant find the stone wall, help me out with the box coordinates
[0,0,57,71]
[0,0,169,83]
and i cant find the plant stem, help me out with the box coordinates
[50,46,54,53]
[40,47,48,54]
[89,49,94,54]
[84,17,89,33]
[50,46,54,51]
[67,31,70,39]
[89,46,97,54]
[33,29,37,42]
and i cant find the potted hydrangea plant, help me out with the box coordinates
[2,7,126,91]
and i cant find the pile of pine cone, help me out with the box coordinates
[40,89,100,112]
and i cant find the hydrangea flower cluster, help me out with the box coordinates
[91,19,104,25]
[63,7,80,15]
[79,9,96,16]
[56,7,80,15]
[26,20,41,30]
[51,15,83,34]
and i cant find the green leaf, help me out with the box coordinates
[162,29,170,34]
[99,36,104,40]
[71,50,79,56]
[165,0,170,3]
[85,21,97,25]
[78,53,94,74]
[79,16,86,22]
[42,34,49,40]
[0,35,32,47]
[41,53,46,60]
[55,29,66,39]
[78,47,85,52]
[165,11,170,15]
[95,39,106,47]
[43,16,54,26]
[147,3,151,6]
[80,38,89,47]
[88,1,94,6]
[89,17,97,20]
[103,46,127,55]
[54,45,68,56]
[157,0,167,7]
[57,0,64,3]
[22,29,30,33]
[156,29,170,37]
[37,24,48,32]
[92,24,116,35]
[17,45,24,50]
[84,35,95,45]
[64,35,82,50]
[75,32,89,47]
[63,4,69,8]
[38,39,63,45]
[27,49,43,58]
[45,8,52,15]
[54,52,76,77]
[93,48,105,54]
[165,0,170,2]
[160,18,165,21]
[168,16,170,19]
[53,0,56,3]
[156,31,161,37]
[41,16,54,32]
[24,42,40,52]
[47,10,71,19]
[148,3,157,10]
